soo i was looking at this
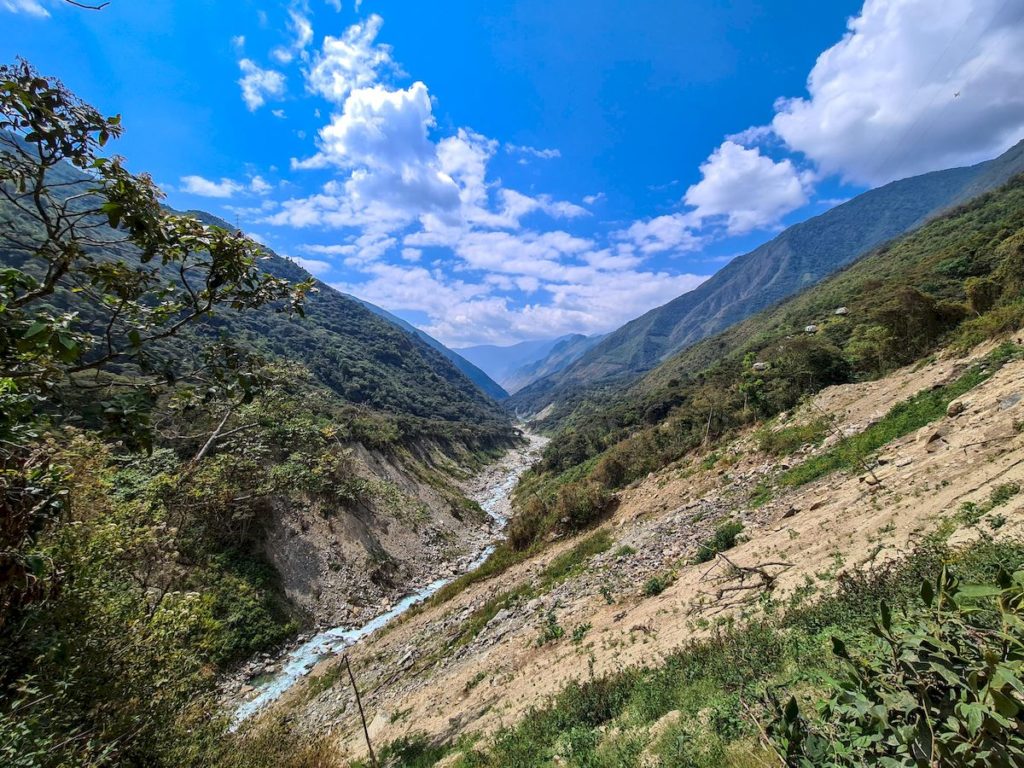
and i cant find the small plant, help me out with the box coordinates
[694,520,745,563]
[536,609,565,646]
[615,544,637,557]
[571,622,592,645]
[990,482,1021,508]
[464,670,488,692]
[643,573,672,597]
[600,585,615,605]
[989,513,1007,531]
[955,500,984,526]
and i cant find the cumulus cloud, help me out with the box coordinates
[180,174,272,198]
[771,0,1024,185]
[1,0,49,17]
[305,14,397,104]
[238,59,286,111]
[263,14,711,344]
[684,141,811,234]
[287,256,332,275]
[617,213,702,255]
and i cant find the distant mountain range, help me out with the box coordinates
[507,138,1024,418]
[456,333,604,395]
[350,298,508,401]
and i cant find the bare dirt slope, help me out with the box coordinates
[257,343,1024,763]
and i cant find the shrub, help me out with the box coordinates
[694,520,744,564]
[771,567,1024,766]
[553,481,612,532]
[643,574,672,597]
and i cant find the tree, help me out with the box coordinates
[0,60,310,620]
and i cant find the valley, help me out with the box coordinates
[247,338,1024,765]
[3,5,1024,766]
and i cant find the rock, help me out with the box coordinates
[240,684,255,695]
[782,506,799,518]
[860,474,880,486]
[834,306,849,316]
[947,400,966,418]
[808,499,826,511]
[917,426,947,447]
[894,457,913,468]
[805,324,819,334]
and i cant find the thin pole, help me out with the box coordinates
[345,655,378,768]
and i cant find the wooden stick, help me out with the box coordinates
[345,655,378,768]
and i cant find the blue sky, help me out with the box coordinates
[3,0,1024,345]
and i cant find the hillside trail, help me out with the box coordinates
[230,431,547,724]
[274,340,1024,763]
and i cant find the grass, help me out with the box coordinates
[412,537,1024,768]
[757,418,829,456]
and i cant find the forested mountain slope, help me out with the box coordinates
[507,138,1024,419]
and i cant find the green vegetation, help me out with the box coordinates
[642,573,672,597]
[0,62,513,767]
[757,418,829,456]
[694,520,745,564]
[410,538,1024,768]
[773,565,1024,766]
[764,344,1022,492]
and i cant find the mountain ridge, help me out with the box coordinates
[506,138,1024,419]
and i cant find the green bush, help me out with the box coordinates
[771,567,1024,766]
[694,520,745,564]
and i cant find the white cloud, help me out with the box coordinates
[305,14,397,104]
[684,141,811,234]
[325,0,341,10]
[231,35,246,51]
[180,175,242,198]
[506,144,562,160]
[271,108,287,119]
[238,59,286,111]
[284,82,462,229]
[401,247,422,261]
[1,0,49,17]
[617,213,702,255]
[249,175,273,194]
[180,174,273,198]
[287,256,333,275]
[272,8,314,64]
[771,0,1024,185]
[583,192,607,205]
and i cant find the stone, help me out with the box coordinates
[947,400,966,418]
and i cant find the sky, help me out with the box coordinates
[3,0,1024,346]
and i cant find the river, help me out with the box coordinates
[232,432,546,725]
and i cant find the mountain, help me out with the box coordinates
[501,333,605,395]
[349,297,509,401]
[0,169,514,443]
[507,138,1024,419]
[456,336,580,389]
